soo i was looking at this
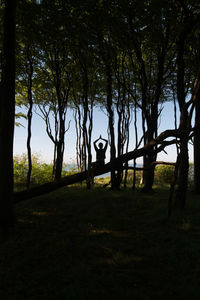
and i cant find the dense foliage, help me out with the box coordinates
[14,154,77,190]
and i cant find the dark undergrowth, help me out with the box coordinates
[1,183,200,299]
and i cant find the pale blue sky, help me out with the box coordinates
[14,101,194,165]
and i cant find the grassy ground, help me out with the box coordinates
[1,182,200,300]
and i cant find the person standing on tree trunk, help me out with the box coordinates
[93,135,108,167]
[87,135,108,188]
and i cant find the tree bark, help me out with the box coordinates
[54,62,67,181]
[175,137,189,209]
[143,45,166,192]
[74,107,82,171]
[106,63,117,189]
[0,0,17,226]
[54,126,65,181]
[174,5,198,208]
[26,46,33,189]
[194,91,200,193]
[174,25,189,208]
[143,111,158,192]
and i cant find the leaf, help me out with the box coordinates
[15,112,27,120]
[15,122,25,128]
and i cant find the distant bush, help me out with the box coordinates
[122,165,175,186]
[122,170,143,186]
[155,163,194,186]
[188,163,194,182]
[14,153,77,190]
[154,165,174,184]
[62,163,77,177]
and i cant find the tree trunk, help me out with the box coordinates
[0,0,17,226]
[82,66,91,189]
[143,114,157,192]
[143,158,155,192]
[132,97,138,189]
[54,139,64,181]
[174,138,189,209]
[142,46,166,192]
[106,64,117,189]
[74,105,82,171]
[54,107,65,181]
[86,103,94,188]
[174,67,200,209]
[116,108,122,187]
[54,70,66,181]
[26,46,33,189]
[174,24,189,209]
[194,92,200,193]
[174,121,189,210]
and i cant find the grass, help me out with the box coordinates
[1,183,200,299]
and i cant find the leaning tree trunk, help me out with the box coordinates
[0,0,17,226]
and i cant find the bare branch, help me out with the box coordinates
[65,120,71,133]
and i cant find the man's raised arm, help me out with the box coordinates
[102,137,108,150]
[93,137,100,151]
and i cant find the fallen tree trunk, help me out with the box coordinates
[14,128,182,203]
[13,162,112,203]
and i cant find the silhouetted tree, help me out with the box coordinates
[0,0,17,226]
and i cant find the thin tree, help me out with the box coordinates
[0,0,17,225]
[174,2,198,209]
[25,45,34,189]
[194,88,200,193]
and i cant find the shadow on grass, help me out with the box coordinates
[1,186,200,299]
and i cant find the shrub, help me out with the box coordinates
[13,153,77,190]
[154,165,174,184]
[122,169,143,186]
[62,163,77,177]
[155,163,194,186]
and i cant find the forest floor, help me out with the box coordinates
[1,181,200,299]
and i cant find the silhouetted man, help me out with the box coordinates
[93,135,108,166]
